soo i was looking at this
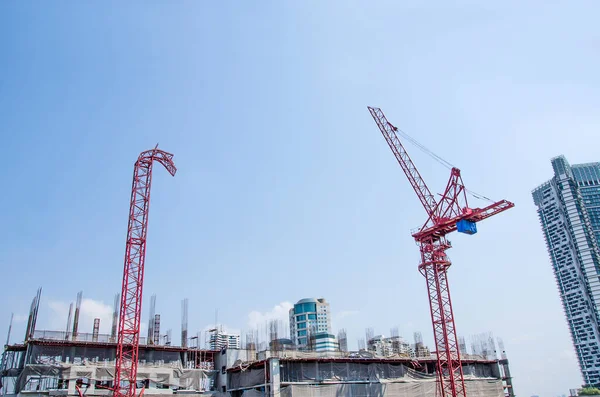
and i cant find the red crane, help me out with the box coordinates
[367,107,513,397]
[114,147,176,397]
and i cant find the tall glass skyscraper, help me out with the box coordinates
[533,156,600,386]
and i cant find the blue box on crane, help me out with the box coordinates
[457,219,477,235]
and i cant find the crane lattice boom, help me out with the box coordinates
[114,147,176,397]
[367,106,438,217]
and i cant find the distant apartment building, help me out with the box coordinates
[209,330,241,350]
[414,343,431,358]
[367,335,414,357]
[533,156,600,386]
[289,298,332,347]
[309,333,339,352]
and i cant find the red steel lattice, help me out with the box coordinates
[368,106,513,397]
[114,147,176,397]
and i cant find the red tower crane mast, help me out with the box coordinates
[114,147,176,397]
[367,107,514,397]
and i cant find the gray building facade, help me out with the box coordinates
[533,156,600,386]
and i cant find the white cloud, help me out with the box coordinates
[47,301,70,330]
[80,298,113,332]
[247,301,293,330]
[47,298,114,334]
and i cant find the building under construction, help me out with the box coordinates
[1,292,514,397]
[1,290,219,396]
[1,331,217,396]
[223,350,512,397]
[1,333,513,397]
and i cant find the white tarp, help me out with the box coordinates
[278,379,504,397]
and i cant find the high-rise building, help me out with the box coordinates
[289,298,332,347]
[533,156,600,386]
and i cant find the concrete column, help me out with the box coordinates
[268,358,280,397]
[67,367,76,395]
[87,368,96,394]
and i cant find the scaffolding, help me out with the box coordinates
[0,336,217,396]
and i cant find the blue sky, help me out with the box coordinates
[1,1,599,396]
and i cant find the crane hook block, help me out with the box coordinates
[457,219,477,235]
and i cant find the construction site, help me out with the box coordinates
[1,108,516,397]
[0,297,514,397]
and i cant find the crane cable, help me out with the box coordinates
[393,125,495,204]
[464,189,495,203]
[395,126,454,170]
